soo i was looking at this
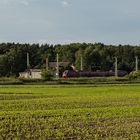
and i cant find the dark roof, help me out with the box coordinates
[49,62,70,68]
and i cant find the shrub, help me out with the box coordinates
[41,70,53,81]
[128,71,140,80]
[19,78,42,83]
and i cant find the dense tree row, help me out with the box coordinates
[0,42,140,77]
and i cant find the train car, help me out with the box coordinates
[62,70,79,78]
[62,70,127,78]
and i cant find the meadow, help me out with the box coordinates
[0,84,140,139]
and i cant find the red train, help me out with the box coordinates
[62,70,127,78]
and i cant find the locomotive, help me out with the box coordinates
[62,70,127,78]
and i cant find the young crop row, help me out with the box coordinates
[0,94,140,112]
[0,85,140,139]
[0,110,140,140]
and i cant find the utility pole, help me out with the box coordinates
[27,52,30,70]
[135,56,138,71]
[46,57,49,71]
[81,54,83,71]
[115,57,118,77]
[56,53,59,78]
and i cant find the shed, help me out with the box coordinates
[19,69,42,79]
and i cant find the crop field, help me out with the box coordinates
[0,84,140,139]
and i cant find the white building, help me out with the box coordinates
[19,69,42,79]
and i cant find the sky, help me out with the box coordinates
[0,0,140,45]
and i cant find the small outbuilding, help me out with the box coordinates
[19,69,42,79]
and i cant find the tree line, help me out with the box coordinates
[0,42,140,77]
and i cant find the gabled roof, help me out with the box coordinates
[49,62,70,68]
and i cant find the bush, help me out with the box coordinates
[128,71,140,80]
[19,78,42,83]
[41,70,53,81]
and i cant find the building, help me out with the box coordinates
[46,58,73,70]
[19,69,42,79]
[49,62,71,69]
[19,58,74,79]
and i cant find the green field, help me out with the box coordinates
[0,84,140,139]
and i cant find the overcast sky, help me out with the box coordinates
[0,0,140,45]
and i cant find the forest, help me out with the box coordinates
[0,42,140,77]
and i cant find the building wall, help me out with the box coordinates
[31,71,41,79]
[19,72,31,78]
[19,70,42,79]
